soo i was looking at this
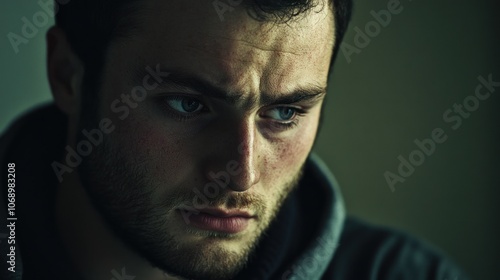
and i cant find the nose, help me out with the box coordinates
[204,119,261,192]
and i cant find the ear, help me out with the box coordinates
[46,26,84,116]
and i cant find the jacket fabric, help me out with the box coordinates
[0,104,467,280]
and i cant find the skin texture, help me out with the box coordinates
[48,0,335,279]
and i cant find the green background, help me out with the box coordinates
[1,0,499,279]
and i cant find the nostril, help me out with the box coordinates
[228,183,250,192]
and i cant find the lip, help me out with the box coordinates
[199,208,254,218]
[179,208,255,234]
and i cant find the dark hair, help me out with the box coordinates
[55,0,352,100]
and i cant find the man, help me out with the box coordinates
[0,0,467,279]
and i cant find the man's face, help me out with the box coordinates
[78,1,334,279]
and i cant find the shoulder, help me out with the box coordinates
[324,217,468,280]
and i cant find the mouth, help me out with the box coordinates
[177,208,255,234]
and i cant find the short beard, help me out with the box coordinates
[76,110,303,279]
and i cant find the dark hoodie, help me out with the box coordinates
[0,104,468,280]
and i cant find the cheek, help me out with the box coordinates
[110,114,197,186]
[264,111,319,181]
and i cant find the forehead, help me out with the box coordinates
[111,0,335,94]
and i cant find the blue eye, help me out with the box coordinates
[264,107,297,121]
[278,107,295,120]
[165,96,204,114]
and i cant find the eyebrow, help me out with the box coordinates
[134,67,326,108]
